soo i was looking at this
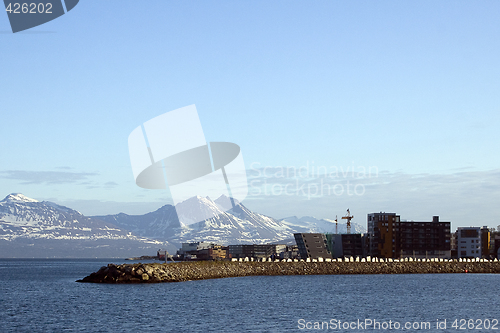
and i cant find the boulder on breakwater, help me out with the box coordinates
[77,260,500,284]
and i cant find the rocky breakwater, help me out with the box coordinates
[77,259,500,283]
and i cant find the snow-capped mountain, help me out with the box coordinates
[0,193,367,257]
[96,195,365,247]
[0,193,171,258]
[96,195,292,246]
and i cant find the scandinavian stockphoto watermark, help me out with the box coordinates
[3,0,79,33]
[297,318,499,330]
[298,318,432,330]
[128,105,249,226]
[248,161,378,199]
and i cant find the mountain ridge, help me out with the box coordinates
[0,193,172,258]
[95,194,366,248]
[0,193,366,257]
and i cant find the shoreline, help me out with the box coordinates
[77,260,500,283]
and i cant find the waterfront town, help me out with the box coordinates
[164,212,500,262]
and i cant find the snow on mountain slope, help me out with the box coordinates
[0,194,171,256]
[96,195,365,247]
[94,204,181,240]
[97,196,293,246]
[1,192,367,257]
[3,193,39,203]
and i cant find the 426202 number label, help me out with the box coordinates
[451,319,498,330]
[5,3,53,14]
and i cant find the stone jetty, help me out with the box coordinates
[77,258,500,283]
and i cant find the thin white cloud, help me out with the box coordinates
[0,170,97,185]
[243,167,500,229]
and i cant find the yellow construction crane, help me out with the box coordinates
[341,209,354,234]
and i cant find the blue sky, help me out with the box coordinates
[1,1,500,229]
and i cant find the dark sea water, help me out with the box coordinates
[0,259,499,332]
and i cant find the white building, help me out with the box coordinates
[179,241,220,254]
[457,227,481,258]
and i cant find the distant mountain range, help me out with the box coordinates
[0,193,169,258]
[95,194,365,245]
[0,193,365,258]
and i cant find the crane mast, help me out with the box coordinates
[341,209,354,234]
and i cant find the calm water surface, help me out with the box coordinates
[0,259,499,332]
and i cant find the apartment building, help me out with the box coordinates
[294,233,332,259]
[367,213,451,259]
[457,227,481,259]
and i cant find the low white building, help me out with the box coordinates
[457,227,481,259]
[179,241,220,254]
